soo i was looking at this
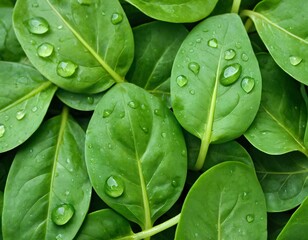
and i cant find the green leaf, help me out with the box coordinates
[245,54,308,155]
[250,148,308,212]
[0,62,57,153]
[175,162,267,240]
[124,0,219,23]
[171,13,262,170]
[76,209,133,240]
[2,109,92,239]
[13,0,134,93]
[277,197,308,240]
[242,0,308,84]
[85,83,187,230]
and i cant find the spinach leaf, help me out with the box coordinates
[13,0,134,93]
[0,62,57,153]
[2,109,91,239]
[242,0,308,84]
[175,162,267,240]
[171,13,262,170]
[245,54,308,155]
[85,83,187,230]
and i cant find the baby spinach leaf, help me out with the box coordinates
[124,0,219,23]
[0,62,57,153]
[76,209,133,239]
[171,13,262,170]
[242,0,308,84]
[250,148,308,212]
[2,109,92,239]
[245,54,308,155]
[13,0,134,93]
[175,162,267,240]
[85,83,187,230]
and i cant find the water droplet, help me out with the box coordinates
[16,110,26,120]
[241,77,255,93]
[87,96,94,104]
[0,124,5,137]
[220,63,242,86]
[128,101,138,109]
[161,132,167,138]
[57,25,63,30]
[77,0,92,5]
[188,62,200,75]
[241,192,248,200]
[289,56,302,66]
[171,180,178,187]
[241,53,249,62]
[57,61,78,77]
[4,115,9,121]
[196,38,202,43]
[208,38,218,48]
[32,106,38,112]
[56,234,63,240]
[119,112,125,118]
[32,3,39,7]
[104,175,124,198]
[141,126,149,133]
[30,40,36,45]
[111,13,123,25]
[37,43,54,58]
[176,75,188,87]
[235,42,242,49]
[103,109,112,118]
[189,89,195,95]
[51,204,75,225]
[25,17,49,34]
[224,49,236,60]
[246,214,255,223]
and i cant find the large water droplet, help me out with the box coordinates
[16,110,26,120]
[77,0,92,5]
[111,13,123,25]
[176,75,188,87]
[208,38,218,48]
[220,63,242,86]
[103,109,112,118]
[51,204,75,225]
[289,56,302,66]
[37,43,54,58]
[25,17,49,34]
[241,53,249,62]
[104,175,124,198]
[224,49,236,60]
[0,124,5,137]
[57,61,78,77]
[241,77,255,93]
[246,214,255,223]
[188,62,200,75]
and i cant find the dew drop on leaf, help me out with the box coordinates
[0,124,5,137]
[224,49,236,60]
[51,204,75,225]
[241,53,249,62]
[102,109,112,118]
[189,89,195,95]
[87,96,94,104]
[128,101,138,109]
[161,132,167,138]
[37,43,54,58]
[57,61,78,77]
[241,77,255,93]
[31,106,38,112]
[235,41,242,49]
[141,126,149,133]
[207,38,218,48]
[77,0,92,5]
[25,17,49,34]
[245,214,255,223]
[111,13,123,25]
[104,175,125,198]
[220,63,242,86]
[31,3,39,8]
[16,110,26,120]
[289,56,302,66]
[176,75,188,87]
[188,62,200,75]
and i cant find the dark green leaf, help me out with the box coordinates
[2,109,92,239]
[85,83,187,230]
[0,62,57,153]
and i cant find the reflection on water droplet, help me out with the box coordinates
[176,75,188,87]
[0,124,5,137]
[37,43,54,58]
[241,53,249,62]
[128,101,138,109]
[224,49,236,60]
[111,13,123,25]
[25,17,49,34]
[220,63,242,86]
[105,175,124,198]
[241,77,255,93]
[51,204,75,225]
[16,110,26,120]
[246,214,255,223]
[208,38,218,48]
[188,62,200,75]
[57,61,78,77]
[77,0,92,5]
[87,96,94,104]
[103,109,112,118]
[289,56,302,66]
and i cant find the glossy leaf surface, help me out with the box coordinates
[85,83,187,229]
[0,62,57,153]
[13,0,134,93]
[2,110,91,239]
[125,0,219,23]
[245,54,308,155]
[175,162,267,240]
[242,0,308,84]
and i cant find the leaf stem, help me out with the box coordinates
[244,18,254,32]
[231,0,242,14]
[193,139,210,171]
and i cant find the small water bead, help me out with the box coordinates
[241,53,249,62]
[208,38,218,48]
[161,132,167,138]
[141,126,149,133]
[104,175,124,198]
[102,109,112,118]
[128,101,138,109]
[189,89,195,95]
[0,124,5,137]
[224,49,236,60]
[32,3,39,7]
[176,75,188,87]
[119,112,125,118]
[31,106,38,112]
[25,17,49,34]
[16,110,26,120]
[196,38,202,43]
[57,61,78,77]
[37,43,54,58]
[87,96,94,104]
[57,25,63,30]
[56,234,63,240]
[241,77,255,93]
[220,63,242,86]
[289,56,302,66]
[111,13,123,25]
[188,62,200,75]
[51,204,75,225]
[77,0,92,5]
[245,214,255,223]
[235,41,242,49]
